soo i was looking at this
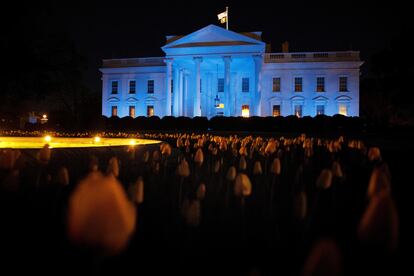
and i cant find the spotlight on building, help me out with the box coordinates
[129,139,136,146]
[94,136,101,143]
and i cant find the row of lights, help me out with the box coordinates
[42,135,137,146]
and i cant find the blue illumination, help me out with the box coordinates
[100,25,363,118]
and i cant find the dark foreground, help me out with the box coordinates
[0,133,409,276]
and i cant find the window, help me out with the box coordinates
[171,79,173,93]
[294,77,303,92]
[241,105,249,117]
[294,105,303,118]
[200,79,202,93]
[339,77,348,92]
[316,77,325,92]
[111,106,118,117]
[147,80,154,94]
[272,77,281,92]
[129,80,136,94]
[272,105,281,117]
[316,105,325,115]
[129,106,135,117]
[242,78,249,92]
[338,104,348,116]
[147,105,154,117]
[111,81,118,94]
[218,78,224,92]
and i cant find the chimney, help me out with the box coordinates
[266,43,272,53]
[282,41,289,53]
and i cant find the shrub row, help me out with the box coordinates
[16,114,372,135]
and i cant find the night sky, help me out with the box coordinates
[6,0,405,93]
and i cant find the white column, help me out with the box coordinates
[253,55,263,116]
[165,58,173,116]
[193,57,203,117]
[207,73,212,118]
[178,69,183,116]
[183,72,189,117]
[223,56,232,116]
[173,65,179,116]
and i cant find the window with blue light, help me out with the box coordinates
[316,105,325,115]
[242,78,249,92]
[111,81,118,94]
[147,80,154,93]
[218,78,224,92]
[294,77,303,92]
[129,80,136,94]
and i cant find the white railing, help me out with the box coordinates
[102,57,165,68]
[264,51,360,63]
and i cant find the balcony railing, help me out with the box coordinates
[264,51,360,63]
[102,57,165,68]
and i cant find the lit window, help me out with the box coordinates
[218,78,224,92]
[129,106,135,117]
[147,80,154,93]
[339,77,348,92]
[294,105,303,117]
[147,105,154,117]
[129,80,136,94]
[242,105,249,117]
[316,77,325,92]
[111,106,118,117]
[316,105,325,115]
[111,81,118,94]
[272,105,281,116]
[339,104,348,116]
[294,77,302,92]
[272,77,281,92]
[242,78,249,92]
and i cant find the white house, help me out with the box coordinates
[100,24,363,118]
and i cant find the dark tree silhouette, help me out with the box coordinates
[360,25,414,125]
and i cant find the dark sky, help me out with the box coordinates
[7,0,406,92]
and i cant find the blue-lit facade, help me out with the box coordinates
[100,24,363,118]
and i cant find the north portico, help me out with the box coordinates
[101,24,362,118]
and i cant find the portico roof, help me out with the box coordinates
[162,24,265,56]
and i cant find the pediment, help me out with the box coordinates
[290,96,305,102]
[313,96,329,102]
[268,96,283,103]
[144,96,158,103]
[335,95,352,102]
[126,97,139,103]
[107,97,120,102]
[162,25,265,53]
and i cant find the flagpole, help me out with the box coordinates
[226,6,229,30]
